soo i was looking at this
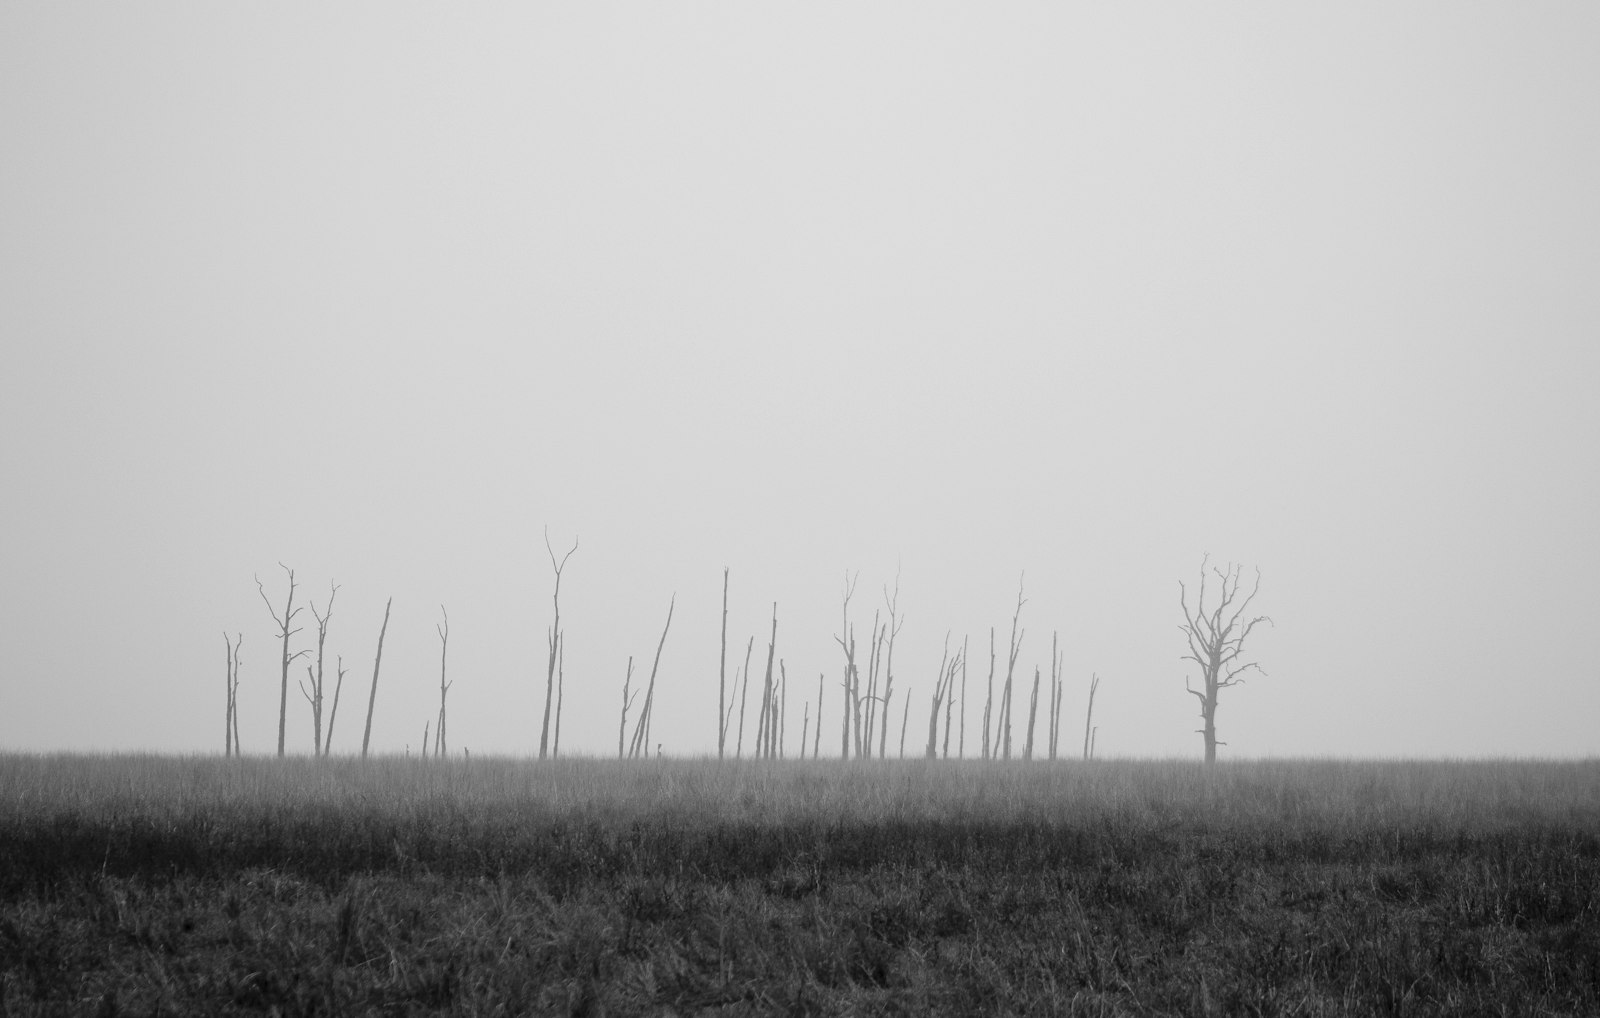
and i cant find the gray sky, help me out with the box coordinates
[3,3,1597,758]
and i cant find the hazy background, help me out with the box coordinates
[3,3,1597,759]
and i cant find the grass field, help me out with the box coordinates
[2,755,1597,1015]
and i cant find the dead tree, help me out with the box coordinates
[981,628,996,759]
[433,606,451,758]
[877,578,903,759]
[324,655,347,756]
[1180,558,1271,764]
[256,565,310,757]
[618,656,636,759]
[223,633,242,757]
[925,634,957,759]
[813,672,825,759]
[718,568,729,759]
[834,572,860,759]
[1082,672,1100,761]
[754,604,778,759]
[297,583,338,756]
[1047,633,1064,761]
[553,635,565,758]
[1023,666,1041,760]
[800,701,809,760]
[957,635,968,759]
[898,687,911,758]
[628,595,675,759]
[361,597,393,758]
[999,577,1026,759]
[539,529,578,759]
[735,635,754,758]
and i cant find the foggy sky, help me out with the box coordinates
[2,3,1597,758]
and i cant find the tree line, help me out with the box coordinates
[228,541,1269,764]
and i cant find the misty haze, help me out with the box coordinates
[2,4,1596,1013]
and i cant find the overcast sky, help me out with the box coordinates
[3,3,1597,759]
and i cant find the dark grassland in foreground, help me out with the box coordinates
[1,757,1598,1016]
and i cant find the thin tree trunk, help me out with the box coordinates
[813,672,824,759]
[256,565,307,758]
[325,656,345,756]
[361,597,393,759]
[800,701,809,761]
[1024,666,1040,760]
[553,634,565,758]
[629,595,675,759]
[718,567,729,759]
[958,635,968,759]
[899,688,911,759]
[435,606,450,758]
[735,636,753,758]
[982,627,995,760]
[539,530,578,760]
[618,656,634,759]
[1083,672,1100,761]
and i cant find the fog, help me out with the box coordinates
[3,3,1597,758]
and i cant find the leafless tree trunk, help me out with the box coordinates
[718,567,729,759]
[778,661,789,758]
[422,721,429,760]
[618,656,636,759]
[981,628,995,759]
[361,597,393,759]
[735,636,753,758]
[1000,576,1026,760]
[862,611,881,759]
[1023,666,1041,760]
[256,565,310,758]
[755,604,778,759]
[434,606,451,758]
[1083,672,1100,761]
[898,687,911,758]
[553,634,565,758]
[834,572,859,760]
[800,700,809,760]
[324,655,346,756]
[958,635,968,759]
[540,529,578,760]
[223,633,241,757]
[297,583,337,756]
[813,672,824,759]
[925,635,953,759]
[1048,633,1063,761]
[1180,558,1271,764]
[877,577,903,760]
[628,595,675,760]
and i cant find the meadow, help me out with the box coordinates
[1,755,1597,1015]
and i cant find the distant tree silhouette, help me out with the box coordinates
[1180,557,1272,764]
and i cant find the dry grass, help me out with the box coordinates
[2,755,1598,1015]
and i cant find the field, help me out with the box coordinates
[1,756,1598,1016]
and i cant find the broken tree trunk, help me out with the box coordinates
[361,597,393,759]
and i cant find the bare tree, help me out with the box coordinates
[754,603,778,759]
[1047,633,1064,761]
[628,594,675,760]
[361,597,393,759]
[298,582,338,756]
[1082,672,1100,761]
[223,633,242,757]
[718,568,729,759]
[735,636,753,758]
[433,606,451,758]
[618,656,636,759]
[1180,558,1271,764]
[958,635,969,759]
[877,577,903,760]
[324,655,347,756]
[999,576,1026,759]
[539,529,578,759]
[925,634,958,759]
[834,572,860,759]
[1023,666,1041,760]
[812,671,825,759]
[982,628,996,759]
[553,634,565,758]
[256,565,311,757]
